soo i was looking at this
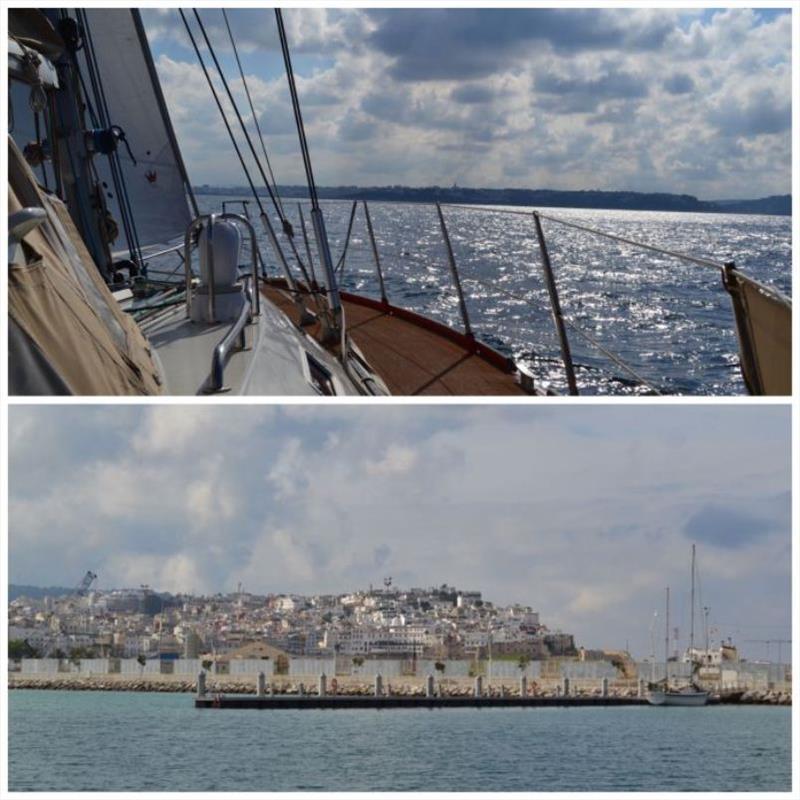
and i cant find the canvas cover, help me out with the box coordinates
[725,269,791,396]
[81,8,193,250]
[8,136,163,395]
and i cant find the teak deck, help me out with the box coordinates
[262,281,528,396]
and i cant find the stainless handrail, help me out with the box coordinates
[207,285,252,392]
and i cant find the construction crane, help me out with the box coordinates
[75,570,98,597]
[745,639,791,664]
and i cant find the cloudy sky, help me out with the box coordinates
[8,405,790,660]
[140,6,792,199]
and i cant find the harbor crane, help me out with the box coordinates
[75,570,98,597]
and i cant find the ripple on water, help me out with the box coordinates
[8,691,793,792]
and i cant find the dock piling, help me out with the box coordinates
[374,674,383,697]
[318,673,327,697]
[257,671,266,697]
[562,676,570,697]
[197,671,206,698]
[474,675,483,698]
[520,675,528,697]
[602,677,609,698]
[426,674,434,698]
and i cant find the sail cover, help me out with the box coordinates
[81,9,195,251]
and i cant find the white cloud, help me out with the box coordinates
[143,8,791,197]
[365,444,418,476]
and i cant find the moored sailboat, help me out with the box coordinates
[648,546,709,707]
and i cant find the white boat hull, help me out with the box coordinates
[648,689,709,706]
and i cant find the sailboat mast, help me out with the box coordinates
[689,544,696,656]
[665,587,670,686]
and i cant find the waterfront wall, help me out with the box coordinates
[13,657,792,690]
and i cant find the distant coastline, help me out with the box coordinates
[194,185,791,216]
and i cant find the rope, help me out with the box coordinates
[439,203,726,272]
[562,320,663,394]
[221,8,285,220]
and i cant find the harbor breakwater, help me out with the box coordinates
[9,674,792,705]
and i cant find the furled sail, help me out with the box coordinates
[81,9,195,251]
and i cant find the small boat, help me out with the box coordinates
[648,547,709,707]
[648,685,710,707]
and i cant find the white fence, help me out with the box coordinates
[486,661,543,679]
[15,658,793,688]
[289,657,336,676]
[230,659,274,676]
[346,659,405,677]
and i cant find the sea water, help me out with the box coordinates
[191,198,791,396]
[9,690,791,791]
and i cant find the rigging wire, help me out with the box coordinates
[274,9,321,211]
[191,9,316,290]
[221,8,285,220]
[192,10,287,231]
[274,6,346,346]
[178,9,267,216]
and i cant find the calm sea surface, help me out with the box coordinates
[193,197,791,395]
[9,690,791,792]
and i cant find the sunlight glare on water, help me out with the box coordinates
[199,197,791,395]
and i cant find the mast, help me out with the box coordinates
[689,544,696,657]
[664,587,670,687]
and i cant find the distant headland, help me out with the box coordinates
[194,184,791,216]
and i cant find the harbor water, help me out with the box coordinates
[191,197,791,396]
[9,690,791,792]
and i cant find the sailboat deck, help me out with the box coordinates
[261,281,527,396]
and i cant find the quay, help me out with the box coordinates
[195,694,652,710]
[192,672,723,710]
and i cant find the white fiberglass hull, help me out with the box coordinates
[648,689,709,707]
